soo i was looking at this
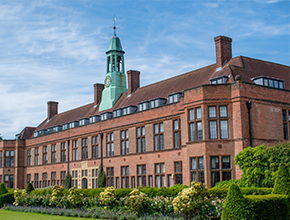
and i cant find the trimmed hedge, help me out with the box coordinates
[0,193,14,207]
[0,183,8,195]
[222,184,290,220]
[209,187,273,199]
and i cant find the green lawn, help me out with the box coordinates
[0,210,104,220]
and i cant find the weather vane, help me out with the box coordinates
[110,15,120,36]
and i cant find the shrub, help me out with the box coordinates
[64,173,72,189]
[0,193,14,207]
[67,187,83,208]
[13,189,28,206]
[99,187,116,209]
[115,188,132,199]
[0,183,8,195]
[97,168,106,188]
[125,189,149,215]
[213,179,244,188]
[272,162,290,195]
[49,185,64,207]
[25,182,34,193]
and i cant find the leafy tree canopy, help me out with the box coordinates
[235,142,290,187]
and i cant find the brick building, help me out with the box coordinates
[0,33,289,189]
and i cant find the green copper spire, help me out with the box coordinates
[99,17,127,112]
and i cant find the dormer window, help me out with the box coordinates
[113,109,123,117]
[79,118,89,126]
[138,101,149,111]
[168,92,182,104]
[33,131,39,137]
[149,98,167,109]
[53,126,62,132]
[101,112,113,121]
[123,106,137,115]
[47,127,53,134]
[89,115,100,123]
[69,121,79,128]
[210,76,229,84]
[253,76,284,89]
[62,123,69,130]
[38,129,47,136]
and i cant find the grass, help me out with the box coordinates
[0,209,105,220]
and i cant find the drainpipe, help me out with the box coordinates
[246,100,253,147]
[100,133,103,171]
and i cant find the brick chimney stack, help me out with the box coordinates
[214,36,232,68]
[94,83,104,105]
[127,70,140,94]
[47,101,58,119]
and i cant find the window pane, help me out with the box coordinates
[154,124,158,134]
[160,134,164,150]
[197,122,203,140]
[191,172,197,182]
[161,163,165,173]
[222,171,231,181]
[174,120,179,130]
[137,138,141,153]
[191,158,196,170]
[189,123,195,141]
[211,171,220,187]
[199,172,205,183]
[121,131,124,139]
[142,137,146,152]
[282,110,287,121]
[269,79,273,87]
[156,175,160,188]
[175,162,180,173]
[254,78,263,85]
[211,156,219,169]
[160,123,164,133]
[222,156,231,169]
[279,81,284,89]
[10,151,14,157]
[189,109,194,121]
[137,165,141,175]
[142,165,146,174]
[264,78,268,86]
[219,106,228,117]
[208,106,216,118]
[220,120,229,139]
[142,126,145,136]
[155,164,160,173]
[209,121,218,139]
[274,80,278,88]
[161,175,165,186]
[198,157,204,169]
[174,132,179,148]
[137,128,140,137]
[196,108,201,119]
[155,136,159,150]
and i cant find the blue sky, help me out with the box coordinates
[0,0,289,139]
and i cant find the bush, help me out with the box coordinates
[99,187,116,209]
[31,189,53,195]
[67,187,83,208]
[213,179,244,188]
[272,162,290,195]
[115,188,132,199]
[64,173,72,189]
[97,168,106,188]
[209,187,273,199]
[125,189,149,215]
[0,193,14,207]
[0,183,8,195]
[13,189,28,206]
[25,182,34,193]
[49,185,64,207]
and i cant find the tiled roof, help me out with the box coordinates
[32,56,290,135]
[19,127,36,140]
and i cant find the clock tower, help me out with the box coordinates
[99,30,127,111]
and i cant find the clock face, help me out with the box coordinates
[105,76,111,87]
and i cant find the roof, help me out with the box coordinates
[18,127,36,140]
[31,56,289,137]
[106,35,124,54]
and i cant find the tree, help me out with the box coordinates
[97,168,106,188]
[235,142,290,187]
[0,183,8,195]
[25,182,34,193]
[64,173,72,189]
[272,163,290,195]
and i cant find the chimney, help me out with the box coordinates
[94,83,104,105]
[214,36,232,68]
[47,101,58,119]
[127,70,140,94]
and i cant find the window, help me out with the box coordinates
[189,107,203,141]
[154,123,164,150]
[107,167,114,187]
[4,150,14,167]
[61,171,66,186]
[61,142,66,162]
[34,148,39,166]
[283,110,289,140]
[72,140,78,161]
[51,172,56,186]
[138,101,149,111]
[107,133,114,157]
[92,169,98,188]
[0,151,2,168]
[211,156,231,187]
[209,106,229,139]
[27,174,31,184]
[42,173,47,187]
[168,92,182,104]
[51,144,56,164]
[116,177,120,188]
[137,126,146,153]
[168,174,173,187]
[174,161,183,184]
[5,175,13,188]
[34,173,39,188]
[210,76,228,84]
[190,157,205,183]
[149,175,153,187]
[137,165,146,187]
[101,112,113,120]
[253,76,284,89]
[82,138,88,160]
[43,146,47,164]
[92,136,99,158]
[155,163,165,187]
[173,119,181,148]
[121,166,129,188]
[121,130,129,155]
[149,98,166,108]
[72,170,78,188]
[27,149,31,166]
[113,109,123,117]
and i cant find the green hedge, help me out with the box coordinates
[209,187,273,199]
[222,184,290,220]
[0,193,14,207]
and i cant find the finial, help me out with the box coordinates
[110,15,120,36]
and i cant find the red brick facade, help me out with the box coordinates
[0,35,289,189]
